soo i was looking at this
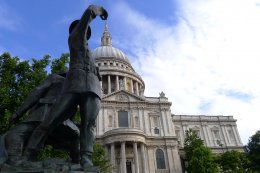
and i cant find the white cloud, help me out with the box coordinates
[109,1,260,144]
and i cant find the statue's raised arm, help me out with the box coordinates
[69,5,108,48]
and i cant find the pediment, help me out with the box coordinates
[101,90,146,102]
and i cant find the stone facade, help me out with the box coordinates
[92,25,244,173]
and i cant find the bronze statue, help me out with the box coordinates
[24,5,108,169]
[0,72,80,165]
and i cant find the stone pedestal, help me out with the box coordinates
[0,158,100,173]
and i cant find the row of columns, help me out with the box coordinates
[109,142,147,173]
[105,75,141,95]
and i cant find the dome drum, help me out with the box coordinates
[100,74,144,96]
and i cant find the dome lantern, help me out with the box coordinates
[101,23,112,46]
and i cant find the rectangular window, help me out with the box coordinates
[154,127,160,134]
[118,111,128,127]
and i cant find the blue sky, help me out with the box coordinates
[0,0,179,59]
[1,0,260,144]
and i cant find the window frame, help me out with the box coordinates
[155,148,166,169]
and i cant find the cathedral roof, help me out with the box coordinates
[91,24,130,63]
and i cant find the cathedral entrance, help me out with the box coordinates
[126,160,132,173]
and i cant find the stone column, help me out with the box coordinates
[110,143,116,172]
[221,125,229,146]
[121,142,126,173]
[123,77,127,91]
[135,82,139,96]
[202,124,210,146]
[108,75,111,93]
[232,125,240,145]
[223,125,230,145]
[166,146,174,173]
[133,142,139,173]
[116,75,119,91]
[100,80,103,89]
[234,125,242,145]
[140,143,147,173]
[172,146,183,173]
[130,79,134,93]
[100,77,103,95]
[206,126,213,146]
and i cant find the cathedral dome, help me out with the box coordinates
[92,46,130,63]
[92,24,145,96]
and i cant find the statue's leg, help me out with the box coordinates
[5,123,38,164]
[79,93,101,167]
[24,93,78,160]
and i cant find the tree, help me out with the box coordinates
[93,144,112,173]
[246,130,260,172]
[183,129,218,173]
[51,53,69,74]
[0,53,49,133]
[216,150,250,173]
[184,129,204,161]
[0,52,69,133]
[189,145,218,173]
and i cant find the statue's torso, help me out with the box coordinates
[63,32,101,98]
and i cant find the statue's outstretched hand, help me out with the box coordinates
[89,5,108,20]
[100,8,108,20]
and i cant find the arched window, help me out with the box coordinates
[156,149,166,169]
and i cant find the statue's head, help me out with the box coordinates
[69,20,91,40]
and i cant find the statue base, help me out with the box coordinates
[0,158,100,173]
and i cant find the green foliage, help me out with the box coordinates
[246,130,260,172]
[184,129,217,173]
[38,143,112,172]
[216,150,250,173]
[30,55,50,86]
[0,52,69,134]
[37,145,70,161]
[184,129,204,161]
[93,143,112,173]
[189,145,218,173]
[0,52,40,133]
[51,53,69,74]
